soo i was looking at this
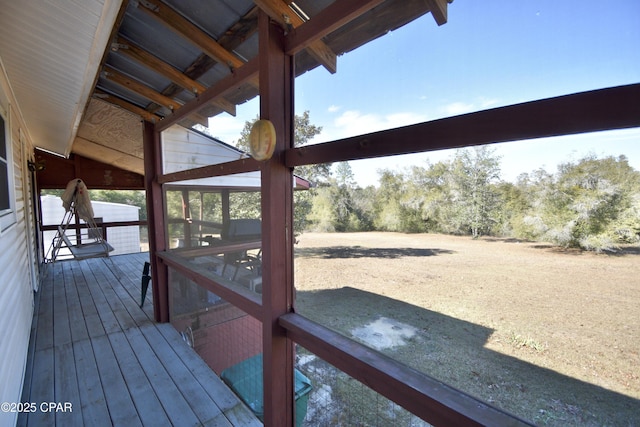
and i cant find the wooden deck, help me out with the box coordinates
[18,253,262,427]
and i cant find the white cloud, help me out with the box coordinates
[442,101,475,116]
[207,115,243,143]
[334,110,380,133]
[317,110,430,143]
[328,105,341,113]
[441,97,501,116]
[479,97,500,109]
[208,111,256,144]
[386,112,429,126]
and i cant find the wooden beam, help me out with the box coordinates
[114,36,206,94]
[284,0,387,55]
[93,89,162,123]
[158,157,261,184]
[285,84,640,167]
[119,6,259,123]
[305,39,337,74]
[34,149,144,190]
[216,7,261,88]
[171,240,261,259]
[425,0,449,26]
[137,0,245,70]
[254,0,337,73]
[156,251,262,319]
[113,36,236,116]
[219,5,260,48]
[72,137,144,175]
[103,65,182,111]
[143,121,170,323]
[280,313,532,427]
[155,58,259,133]
[102,66,210,126]
[258,9,296,427]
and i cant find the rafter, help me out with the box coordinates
[425,0,450,26]
[112,36,236,116]
[72,136,145,175]
[103,65,182,111]
[284,0,386,56]
[101,66,208,126]
[156,58,259,133]
[253,0,337,73]
[92,89,162,123]
[137,0,245,71]
[113,36,204,93]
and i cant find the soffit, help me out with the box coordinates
[0,0,122,156]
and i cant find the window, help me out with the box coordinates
[0,109,16,231]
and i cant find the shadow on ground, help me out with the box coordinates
[295,246,455,259]
[529,244,640,256]
[481,237,640,257]
[295,286,639,427]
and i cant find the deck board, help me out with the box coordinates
[107,330,172,427]
[125,326,203,427]
[26,347,54,426]
[156,324,264,426]
[92,334,143,427]
[64,262,90,343]
[53,342,83,427]
[138,323,230,426]
[72,338,111,427]
[18,253,260,427]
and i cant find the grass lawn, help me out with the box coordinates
[294,232,640,426]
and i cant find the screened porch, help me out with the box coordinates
[18,253,261,427]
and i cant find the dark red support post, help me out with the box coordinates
[143,120,169,322]
[221,189,230,230]
[259,10,296,427]
[181,189,192,247]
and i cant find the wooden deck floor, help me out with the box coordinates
[18,253,261,427]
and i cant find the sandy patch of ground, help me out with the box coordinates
[351,317,418,350]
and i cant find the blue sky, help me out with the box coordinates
[209,0,640,185]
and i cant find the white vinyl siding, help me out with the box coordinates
[0,70,36,427]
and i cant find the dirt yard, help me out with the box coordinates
[293,232,640,426]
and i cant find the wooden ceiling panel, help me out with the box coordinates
[73,98,144,174]
[78,99,143,153]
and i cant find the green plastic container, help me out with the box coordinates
[221,354,312,426]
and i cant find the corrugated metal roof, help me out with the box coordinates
[94,0,445,127]
[1,0,449,170]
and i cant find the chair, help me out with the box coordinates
[46,179,114,262]
[221,219,262,263]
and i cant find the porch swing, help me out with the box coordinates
[46,179,114,262]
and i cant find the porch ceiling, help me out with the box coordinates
[0,0,452,174]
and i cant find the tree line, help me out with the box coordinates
[55,113,638,254]
[303,147,640,252]
[233,112,640,252]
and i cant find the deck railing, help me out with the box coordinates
[41,220,148,243]
[41,220,149,260]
